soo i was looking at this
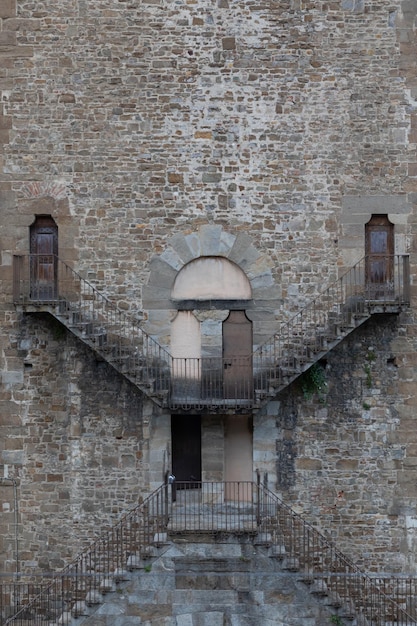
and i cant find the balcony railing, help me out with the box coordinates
[13,254,410,411]
[3,478,416,624]
[13,254,172,405]
[252,253,410,402]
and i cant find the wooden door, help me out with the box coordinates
[222,311,253,400]
[171,415,202,484]
[365,215,394,299]
[30,216,58,300]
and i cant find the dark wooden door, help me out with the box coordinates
[223,311,253,400]
[30,216,58,300]
[365,215,394,299]
[171,415,201,483]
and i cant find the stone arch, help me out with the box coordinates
[142,224,281,350]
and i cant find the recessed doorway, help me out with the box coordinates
[224,415,253,501]
[365,214,394,298]
[171,415,202,483]
[223,310,253,400]
[29,215,58,300]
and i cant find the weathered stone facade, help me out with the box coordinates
[1,0,417,580]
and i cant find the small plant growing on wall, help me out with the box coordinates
[363,364,372,388]
[330,615,343,625]
[300,363,327,401]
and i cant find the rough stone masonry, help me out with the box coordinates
[0,0,416,578]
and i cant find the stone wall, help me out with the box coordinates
[1,313,150,574]
[0,0,417,577]
[2,0,415,297]
[274,313,417,571]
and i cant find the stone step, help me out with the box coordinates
[73,540,352,625]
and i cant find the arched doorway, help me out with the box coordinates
[365,214,394,299]
[30,215,58,300]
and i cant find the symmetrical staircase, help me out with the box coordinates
[13,254,410,412]
[7,256,414,623]
[2,477,416,625]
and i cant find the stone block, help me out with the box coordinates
[0,45,33,58]
[167,172,183,184]
[222,37,236,50]
[147,257,177,289]
[341,195,410,219]
[175,615,193,626]
[167,232,198,265]
[0,0,16,18]
[0,117,12,132]
[199,224,222,256]
[296,458,323,470]
[0,31,16,46]
[1,370,23,385]
[335,459,359,470]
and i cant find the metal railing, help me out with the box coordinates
[2,478,416,625]
[253,478,416,625]
[13,254,410,411]
[3,482,170,625]
[13,254,172,406]
[168,478,416,624]
[170,355,253,411]
[253,254,410,402]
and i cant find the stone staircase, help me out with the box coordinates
[13,253,410,412]
[73,534,348,626]
[3,481,416,625]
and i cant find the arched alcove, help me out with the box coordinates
[142,224,281,352]
[172,257,252,302]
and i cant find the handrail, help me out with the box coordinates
[253,254,410,401]
[168,479,417,624]
[13,254,172,405]
[254,476,416,624]
[13,254,410,411]
[3,479,416,624]
[4,482,170,624]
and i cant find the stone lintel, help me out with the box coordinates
[0,45,33,58]
[342,195,411,222]
[171,299,252,311]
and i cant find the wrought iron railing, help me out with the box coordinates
[168,479,417,624]
[3,482,170,625]
[13,254,410,411]
[3,478,416,624]
[253,478,416,625]
[2,575,416,625]
[253,254,410,402]
[13,254,172,406]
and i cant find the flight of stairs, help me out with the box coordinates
[5,482,416,626]
[14,253,409,412]
[59,533,348,626]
